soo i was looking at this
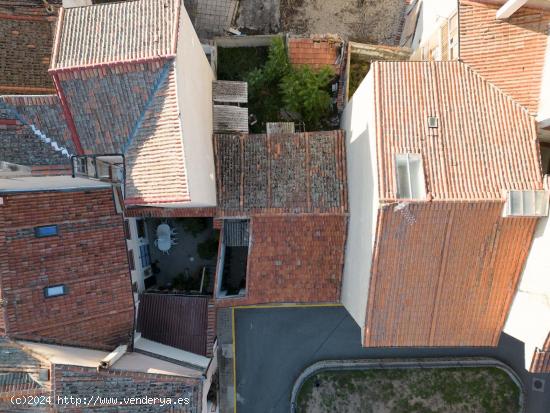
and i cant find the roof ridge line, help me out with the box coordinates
[374,60,535,118]
[49,55,176,74]
[122,60,174,155]
[457,59,535,118]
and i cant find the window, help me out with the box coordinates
[395,153,426,199]
[128,249,135,271]
[139,244,151,268]
[34,225,58,238]
[504,190,549,217]
[124,220,131,240]
[44,284,67,298]
[136,219,146,239]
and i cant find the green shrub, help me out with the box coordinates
[281,65,334,130]
[217,46,269,81]
[246,37,291,132]
[246,37,335,132]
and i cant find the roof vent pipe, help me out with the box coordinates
[98,345,127,371]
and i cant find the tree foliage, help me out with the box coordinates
[280,65,334,130]
[246,37,335,132]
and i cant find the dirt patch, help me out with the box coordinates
[281,0,406,45]
[297,367,520,413]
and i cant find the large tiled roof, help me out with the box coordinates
[0,188,134,349]
[214,131,347,214]
[51,0,179,69]
[459,0,550,115]
[0,95,74,167]
[374,61,542,202]
[365,202,537,347]
[124,63,190,205]
[1,95,74,154]
[56,61,164,154]
[0,11,56,95]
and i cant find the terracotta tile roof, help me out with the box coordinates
[124,63,190,206]
[55,61,165,155]
[53,364,202,411]
[137,293,208,356]
[0,123,69,167]
[288,36,342,71]
[214,131,347,214]
[0,12,56,95]
[214,215,347,307]
[0,339,49,404]
[365,202,537,347]
[530,333,550,372]
[0,95,74,167]
[1,95,75,154]
[374,61,542,201]
[51,0,179,70]
[0,188,134,350]
[459,0,550,115]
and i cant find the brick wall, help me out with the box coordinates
[53,364,202,412]
[0,188,134,350]
[215,214,347,307]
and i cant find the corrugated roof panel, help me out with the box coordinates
[137,294,208,356]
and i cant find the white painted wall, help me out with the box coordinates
[410,0,458,51]
[62,0,92,7]
[537,23,550,125]
[504,216,550,368]
[125,218,151,306]
[175,3,217,207]
[339,72,379,333]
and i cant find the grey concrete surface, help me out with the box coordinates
[233,306,550,413]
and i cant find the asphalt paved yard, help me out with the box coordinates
[234,306,550,413]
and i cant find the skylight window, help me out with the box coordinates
[504,190,549,217]
[44,285,67,298]
[34,225,58,238]
[395,153,426,199]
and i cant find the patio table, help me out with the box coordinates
[157,237,171,252]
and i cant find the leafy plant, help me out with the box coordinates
[281,65,334,130]
[246,37,335,132]
[246,37,291,132]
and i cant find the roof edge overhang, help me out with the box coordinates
[48,55,177,74]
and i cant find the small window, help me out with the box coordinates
[136,219,146,239]
[44,284,67,298]
[504,190,549,217]
[395,153,426,199]
[34,225,58,238]
[139,244,151,268]
[124,220,131,240]
[128,249,135,271]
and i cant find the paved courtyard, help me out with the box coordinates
[234,306,550,413]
